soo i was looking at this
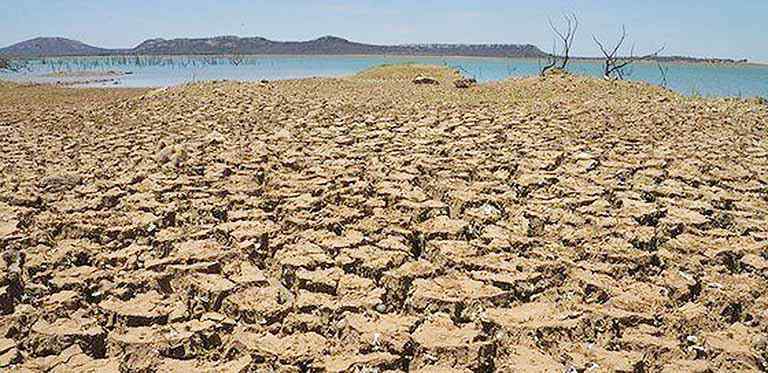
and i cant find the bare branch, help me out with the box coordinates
[540,38,558,75]
[593,26,664,80]
[0,55,27,72]
[0,55,12,71]
[609,26,627,59]
[541,13,579,76]
[229,45,243,66]
[657,61,669,88]
[592,36,611,58]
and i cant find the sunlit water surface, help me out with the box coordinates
[2,55,767,97]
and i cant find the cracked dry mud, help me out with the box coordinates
[1,65,767,372]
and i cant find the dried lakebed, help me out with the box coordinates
[1,65,767,372]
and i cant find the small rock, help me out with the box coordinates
[0,347,19,368]
[156,144,188,166]
[0,338,15,355]
[204,130,226,145]
[753,334,768,350]
[479,203,500,216]
[38,173,82,192]
[413,76,439,85]
[454,78,477,89]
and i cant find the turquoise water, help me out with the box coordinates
[2,55,767,97]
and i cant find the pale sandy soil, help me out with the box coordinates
[1,65,767,372]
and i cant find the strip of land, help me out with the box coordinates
[0,36,749,64]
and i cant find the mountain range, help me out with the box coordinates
[1,36,547,58]
[0,36,748,64]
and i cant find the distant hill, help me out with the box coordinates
[1,35,549,58]
[131,35,548,58]
[0,36,748,63]
[0,37,116,56]
[132,36,385,55]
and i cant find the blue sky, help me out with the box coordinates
[2,0,766,62]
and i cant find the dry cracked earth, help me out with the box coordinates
[1,65,768,372]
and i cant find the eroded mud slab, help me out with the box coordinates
[1,65,768,371]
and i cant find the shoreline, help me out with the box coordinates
[2,60,767,97]
[6,53,764,67]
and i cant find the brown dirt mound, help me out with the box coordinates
[354,63,462,83]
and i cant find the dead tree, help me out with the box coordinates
[1,56,27,72]
[540,13,579,76]
[229,54,243,66]
[593,26,664,80]
[0,55,24,72]
[657,62,670,88]
[228,46,243,66]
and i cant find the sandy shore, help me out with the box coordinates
[1,64,767,371]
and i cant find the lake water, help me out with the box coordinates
[2,55,767,97]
